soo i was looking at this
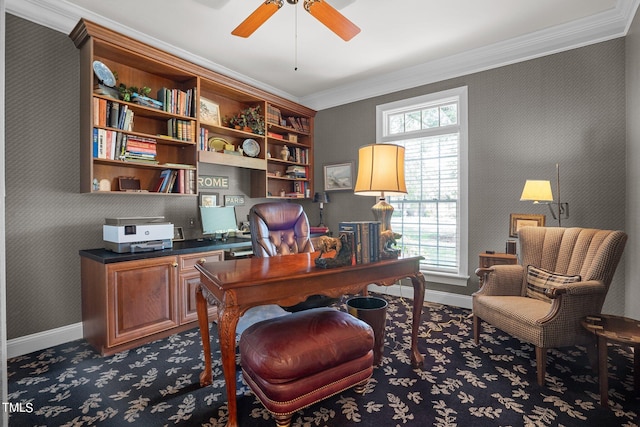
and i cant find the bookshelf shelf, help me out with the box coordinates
[71,19,315,198]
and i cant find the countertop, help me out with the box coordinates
[79,237,253,263]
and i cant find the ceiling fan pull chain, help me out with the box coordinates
[294,1,299,71]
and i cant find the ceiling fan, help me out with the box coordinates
[232,0,361,41]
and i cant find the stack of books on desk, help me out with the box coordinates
[338,221,381,264]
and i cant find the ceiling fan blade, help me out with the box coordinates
[232,0,283,38]
[304,0,360,41]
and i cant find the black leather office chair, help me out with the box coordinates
[250,202,336,311]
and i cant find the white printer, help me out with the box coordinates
[103,217,174,253]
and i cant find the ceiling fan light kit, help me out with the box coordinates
[232,0,360,41]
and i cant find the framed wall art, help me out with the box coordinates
[509,213,545,237]
[324,162,354,191]
[199,97,221,127]
[199,192,219,207]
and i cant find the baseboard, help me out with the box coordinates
[368,284,472,310]
[7,288,472,358]
[7,322,83,359]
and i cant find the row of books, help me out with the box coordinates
[266,105,284,126]
[338,221,382,265]
[152,169,196,194]
[167,118,195,142]
[93,128,158,163]
[93,98,134,131]
[286,116,311,133]
[283,146,309,164]
[157,87,196,117]
[198,128,212,151]
[265,105,311,133]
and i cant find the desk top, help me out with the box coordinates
[196,253,423,292]
[79,237,253,263]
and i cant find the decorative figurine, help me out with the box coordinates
[280,145,289,161]
[379,230,402,259]
[314,233,352,269]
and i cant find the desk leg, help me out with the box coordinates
[410,273,426,368]
[218,303,241,427]
[196,285,213,387]
[598,335,609,408]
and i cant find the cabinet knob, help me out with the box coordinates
[199,258,206,264]
[172,262,178,268]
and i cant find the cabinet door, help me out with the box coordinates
[179,272,219,324]
[106,256,179,347]
[178,251,223,324]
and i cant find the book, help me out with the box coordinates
[339,222,363,264]
[165,170,178,193]
[98,98,107,127]
[92,128,99,158]
[155,169,172,192]
[338,221,381,264]
[109,102,119,128]
[97,128,107,159]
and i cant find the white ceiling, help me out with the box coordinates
[7,0,640,110]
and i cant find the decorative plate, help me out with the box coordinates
[242,139,260,157]
[92,60,116,87]
[208,137,229,152]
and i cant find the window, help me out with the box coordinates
[377,87,468,285]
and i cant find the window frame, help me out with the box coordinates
[376,86,469,286]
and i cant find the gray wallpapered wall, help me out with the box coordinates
[626,5,640,321]
[314,39,626,310]
[4,13,628,339]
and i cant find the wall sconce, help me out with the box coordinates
[312,192,330,227]
[354,143,407,232]
[520,163,569,226]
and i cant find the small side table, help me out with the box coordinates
[581,314,640,408]
[476,252,518,287]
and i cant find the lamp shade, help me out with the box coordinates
[520,180,554,202]
[313,192,329,203]
[354,143,407,196]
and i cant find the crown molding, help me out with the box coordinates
[301,0,640,110]
[7,0,640,111]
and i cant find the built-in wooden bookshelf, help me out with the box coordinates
[69,19,315,198]
[253,103,313,198]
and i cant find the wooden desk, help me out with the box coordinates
[195,253,426,427]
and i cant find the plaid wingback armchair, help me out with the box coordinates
[472,226,627,386]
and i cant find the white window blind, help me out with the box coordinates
[377,87,468,283]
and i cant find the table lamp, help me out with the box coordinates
[354,143,407,232]
[312,191,330,227]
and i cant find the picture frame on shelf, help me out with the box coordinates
[509,213,545,238]
[173,227,185,241]
[199,97,221,127]
[324,162,354,191]
[200,192,219,207]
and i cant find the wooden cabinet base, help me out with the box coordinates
[81,249,222,356]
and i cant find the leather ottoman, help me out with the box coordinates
[240,307,374,427]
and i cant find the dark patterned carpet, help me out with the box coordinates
[7,294,640,426]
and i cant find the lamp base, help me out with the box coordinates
[372,198,394,233]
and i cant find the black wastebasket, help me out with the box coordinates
[346,296,388,366]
